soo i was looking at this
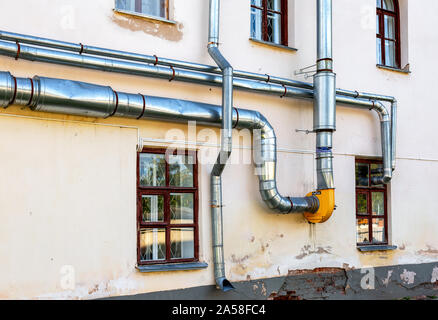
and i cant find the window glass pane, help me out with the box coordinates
[142,195,164,222]
[357,218,370,243]
[251,7,263,40]
[377,38,382,65]
[357,193,368,215]
[139,153,166,187]
[355,163,369,187]
[140,0,166,18]
[385,40,396,67]
[372,218,386,242]
[370,163,384,187]
[171,228,194,259]
[267,12,282,44]
[116,0,135,11]
[371,192,385,216]
[251,0,263,7]
[376,14,380,35]
[169,154,194,187]
[267,0,282,11]
[140,228,166,261]
[170,193,194,224]
[382,0,395,12]
[384,15,395,39]
[376,0,382,9]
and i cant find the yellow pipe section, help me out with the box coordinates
[304,189,335,223]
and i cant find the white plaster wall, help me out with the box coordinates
[0,0,436,299]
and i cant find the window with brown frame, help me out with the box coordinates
[115,0,169,19]
[137,148,198,265]
[376,0,400,68]
[251,0,288,46]
[355,159,388,246]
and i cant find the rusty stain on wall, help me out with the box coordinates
[111,12,184,42]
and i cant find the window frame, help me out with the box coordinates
[376,0,401,68]
[355,158,389,247]
[136,147,199,266]
[251,0,288,46]
[115,0,169,20]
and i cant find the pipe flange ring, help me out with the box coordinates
[15,41,21,60]
[137,94,146,120]
[169,66,175,82]
[233,107,239,129]
[280,85,287,98]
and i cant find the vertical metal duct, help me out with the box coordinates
[207,0,234,292]
[304,0,336,223]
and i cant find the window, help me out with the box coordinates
[116,0,169,19]
[355,159,388,246]
[251,0,288,46]
[137,148,198,265]
[376,0,400,68]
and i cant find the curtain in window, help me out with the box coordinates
[116,0,166,18]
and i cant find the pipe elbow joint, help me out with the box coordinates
[303,189,335,223]
[215,277,235,292]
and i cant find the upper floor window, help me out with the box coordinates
[251,0,288,46]
[137,148,199,265]
[376,0,400,68]
[355,159,388,246]
[116,0,169,20]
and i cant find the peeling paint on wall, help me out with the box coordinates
[431,267,438,283]
[400,269,417,285]
[110,12,184,41]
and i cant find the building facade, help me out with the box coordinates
[0,0,437,300]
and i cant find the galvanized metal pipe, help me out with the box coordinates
[207,0,234,292]
[0,29,313,90]
[0,70,318,212]
[314,0,336,192]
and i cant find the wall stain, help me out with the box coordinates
[417,245,438,256]
[295,245,332,260]
[111,12,183,42]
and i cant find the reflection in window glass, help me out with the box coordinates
[142,195,164,222]
[356,163,369,187]
[169,154,194,187]
[139,153,166,187]
[372,192,385,216]
[370,163,384,187]
[385,40,396,68]
[382,0,395,12]
[251,6,263,40]
[115,0,167,18]
[372,218,386,242]
[356,219,370,243]
[170,228,194,259]
[140,228,166,261]
[357,193,368,215]
[170,193,194,224]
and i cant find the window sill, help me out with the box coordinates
[357,245,397,252]
[136,262,208,273]
[249,38,298,52]
[113,8,177,25]
[377,64,411,74]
